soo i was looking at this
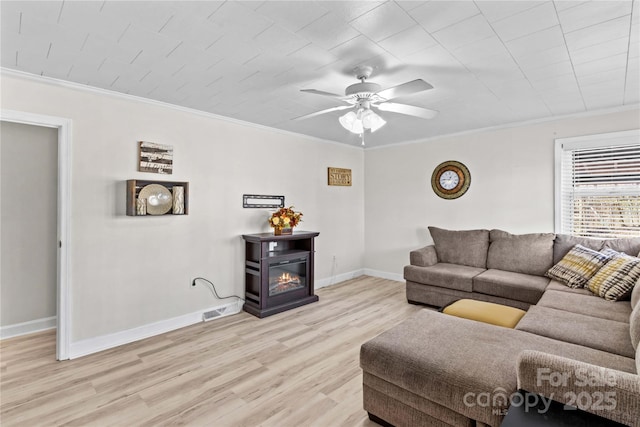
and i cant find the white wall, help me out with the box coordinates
[1,121,58,326]
[0,73,364,343]
[364,109,640,275]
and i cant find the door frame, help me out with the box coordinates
[1,109,72,360]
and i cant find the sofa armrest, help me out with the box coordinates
[409,245,438,267]
[517,350,640,426]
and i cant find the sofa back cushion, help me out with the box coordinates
[553,234,606,265]
[428,226,489,268]
[603,237,640,256]
[487,230,555,276]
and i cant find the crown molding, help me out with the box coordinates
[4,67,637,153]
[365,103,640,151]
[0,67,362,152]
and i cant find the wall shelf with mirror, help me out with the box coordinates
[126,179,189,216]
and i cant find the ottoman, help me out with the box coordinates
[441,299,527,328]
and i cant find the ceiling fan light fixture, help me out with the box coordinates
[361,109,386,132]
[339,111,364,134]
[339,109,386,134]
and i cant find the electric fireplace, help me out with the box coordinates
[242,231,319,318]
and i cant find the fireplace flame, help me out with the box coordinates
[278,272,300,285]
[269,271,304,296]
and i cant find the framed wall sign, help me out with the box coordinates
[328,167,352,186]
[243,194,285,209]
[138,141,173,174]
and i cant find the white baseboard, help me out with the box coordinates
[315,269,365,289]
[363,269,404,282]
[0,316,57,339]
[68,300,243,359]
[67,270,404,359]
[315,268,404,289]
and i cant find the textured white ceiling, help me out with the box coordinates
[1,0,638,147]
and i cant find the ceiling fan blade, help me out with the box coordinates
[300,89,348,100]
[375,102,438,120]
[375,79,434,101]
[292,105,352,121]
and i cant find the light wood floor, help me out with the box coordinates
[1,276,424,426]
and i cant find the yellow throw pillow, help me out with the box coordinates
[587,252,640,301]
[546,244,616,288]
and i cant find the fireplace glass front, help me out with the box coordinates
[269,257,307,296]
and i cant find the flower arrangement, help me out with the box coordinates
[268,206,303,232]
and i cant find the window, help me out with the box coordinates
[555,130,640,238]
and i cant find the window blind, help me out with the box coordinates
[559,140,640,238]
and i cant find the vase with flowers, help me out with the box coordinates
[268,206,303,235]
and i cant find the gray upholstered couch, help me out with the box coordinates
[404,227,640,310]
[360,228,640,426]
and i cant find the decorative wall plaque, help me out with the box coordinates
[138,141,173,174]
[328,167,352,186]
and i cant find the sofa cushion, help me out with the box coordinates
[536,289,632,324]
[603,236,640,256]
[545,280,594,296]
[404,263,485,293]
[552,234,605,265]
[515,306,635,358]
[473,269,549,305]
[360,310,637,427]
[487,230,554,276]
[406,281,531,311]
[587,252,640,301]
[428,227,489,268]
[545,244,615,288]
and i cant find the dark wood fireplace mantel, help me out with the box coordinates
[242,231,320,318]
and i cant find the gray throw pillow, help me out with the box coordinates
[487,230,555,276]
[428,226,489,268]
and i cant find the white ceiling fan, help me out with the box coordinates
[294,66,438,135]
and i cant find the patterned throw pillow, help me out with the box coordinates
[545,245,616,288]
[587,252,640,301]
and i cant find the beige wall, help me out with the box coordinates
[0,73,365,342]
[1,121,58,326]
[3,70,637,345]
[364,109,640,275]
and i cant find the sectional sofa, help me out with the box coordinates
[360,228,640,426]
[404,227,640,310]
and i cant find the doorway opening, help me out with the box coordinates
[0,110,71,360]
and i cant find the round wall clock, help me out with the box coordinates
[431,161,471,199]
